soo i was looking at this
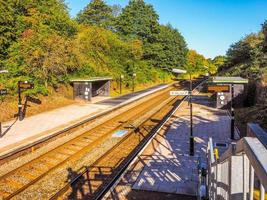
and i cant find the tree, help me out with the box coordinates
[0,0,76,65]
[116,0,163,68]
[76,0,113,28]
[74,25,143,77]
[212,55,226,72]
[219,29,266,79]
[213,55,226,67]
[262,20,267,52]
[0,0,16,64]
[6,28,78,91]
[116,0,160,42]
[226,33,263,66]
[111,4,122,18]
[185,50,210,76]
[154,24,188,70]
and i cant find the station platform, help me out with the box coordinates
[105,89,238,199]
[0,84,168,159]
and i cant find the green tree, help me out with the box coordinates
[262,20,267,52]
[0,0,76,66]
[6,28,78,92]
[116,0,163,69]
[0,0,16,64]
[185,50,211,76]
[212,55,226,72]
[73,25,143,77]
[155,24,188,70]
[76,0,113,28]
[116,0,160,42]
[226,33,263,67]
[213,55,226,67]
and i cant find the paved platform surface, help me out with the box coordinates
[132,95,232,196]
[105,91,236,199]
[0,84,167,157]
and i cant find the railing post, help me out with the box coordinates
[243,154,249,200]
[249,165,254,200]
[260,183,265,200]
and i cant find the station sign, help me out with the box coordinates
[0,89,8,96]
[170,90,189,96]
[208,85,230,92]
[18,81,34,89]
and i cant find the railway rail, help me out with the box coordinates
[0,79,203,199]
[50,79,204,200]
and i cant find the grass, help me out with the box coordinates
[0,85,74,122]
[0,80,171,123]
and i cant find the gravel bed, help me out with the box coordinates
[0,88,171,199]
[0,88,166,178]
[13,137,122,199]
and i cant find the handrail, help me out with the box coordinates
[207,123,267,200]
[218,137,267,187]
[247,123,267,149]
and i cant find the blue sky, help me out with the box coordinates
[64,0,267,58]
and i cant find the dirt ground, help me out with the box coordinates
[0,81,170,123]
[235,105,267,137]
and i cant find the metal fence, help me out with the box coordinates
[207,123,267,200]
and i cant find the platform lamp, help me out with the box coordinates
[0,70,9,136]
[172,68,195,156]
[132,73,136,92]
[120,74,124,95]
[188,72,194,156]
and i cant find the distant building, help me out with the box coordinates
[71,77,112,101]
[209,76,248,109]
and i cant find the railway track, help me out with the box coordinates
[50,79,204,200]
[0,80,202,199]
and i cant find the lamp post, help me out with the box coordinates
[230,84,235,139]
[18,81,23,121]
[120,75,124,95]
[132,73,136,92]
[189,73,194,156]
[172,68,194,156]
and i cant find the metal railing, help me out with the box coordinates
[207,123,267,200]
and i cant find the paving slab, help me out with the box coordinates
[0,84,168,158]
[132,93,235,196]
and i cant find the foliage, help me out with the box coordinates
[116,0,161,67]
[72,25,143,78]
[0,0,204,98]
[262,21,267,52]
[184,50,215,76]
[76,0,113,29]
[0,0,15,62]
[5,28,78,94]
[0,0,77,67]
[116,0,160,42]
[212,55,226,71]
[220,22,267,81]
[153,24,188,69]
[116,0,188,72]
[226,33,263,67]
